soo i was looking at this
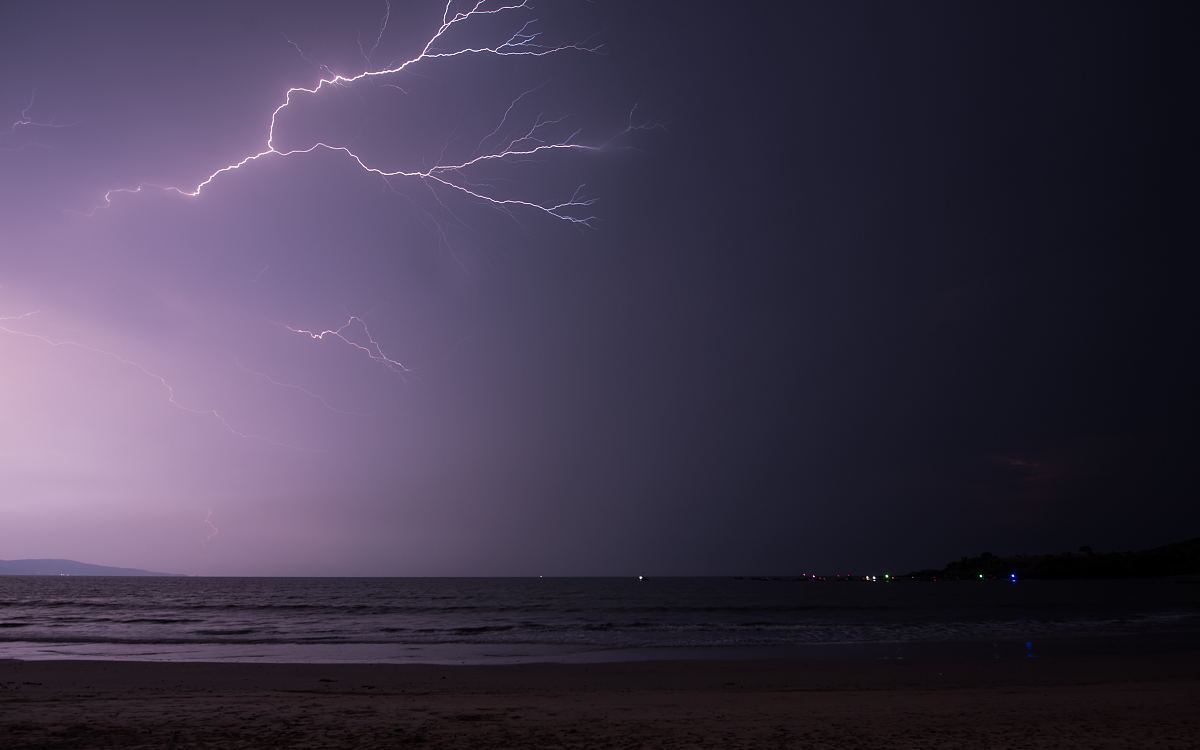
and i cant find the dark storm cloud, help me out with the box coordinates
[0,1,1192,574]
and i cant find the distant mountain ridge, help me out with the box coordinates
[0,559,180,577]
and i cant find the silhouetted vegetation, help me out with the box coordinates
[907,537,1200,580]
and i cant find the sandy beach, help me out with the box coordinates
[2,643,1198,749]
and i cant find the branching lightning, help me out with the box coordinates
[6,89,75,134]
[1,90,75,151]
[281,33,338,79]
[282,316,410,376]
[0,310,38,323]
[0,311,306,450]
[201,508,220,547]
[235,357,361,415]
[93,0,643,227]
[359,0,393,65]
[41,1,658,428]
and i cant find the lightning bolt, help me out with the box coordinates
[6,89,76,134]
[0,310,38,323]
[235,357,361,415]
[0,311,308,451]
[93,0,627,226]
[359,0,393,65]
[2,90,76,151]
[201,508,220,547]
[474,81,549,155]
[43,2,658,429]
[281,34,337,79]
[282,316,410,376]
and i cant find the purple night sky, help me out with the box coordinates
[0,1,1191,575]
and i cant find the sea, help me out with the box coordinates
[1,576,1197,664]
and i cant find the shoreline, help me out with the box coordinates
[3,629,1198,665]
[4,642,1199,748]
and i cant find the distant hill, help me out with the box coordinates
[908,537,1200,580]
[0,559,180,577]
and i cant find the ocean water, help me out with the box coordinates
[0,577,1197,663]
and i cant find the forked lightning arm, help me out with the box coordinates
[1,90,76,151]
[6,89,75,134]
[283,316,410,376]
[6,2,656,439]
[235,357,361,416]
[202,509,220,547]
[98,0,613,226]
[0,312,306,450]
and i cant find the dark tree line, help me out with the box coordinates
[908,537,1200,580]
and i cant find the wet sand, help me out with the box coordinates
[2,645,1198,748]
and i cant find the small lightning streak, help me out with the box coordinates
[282,316,410,376]
[202,509,220,547]
[282,34,337,79]
[2,91,76,152]
[474,81,548,155]
[282,34,317,68]
[235,357,360,415]
[365,0,392,63]
[0,312,305,451]
[0,310,38,322]
[96,1,622,225]
[7,89,76,134]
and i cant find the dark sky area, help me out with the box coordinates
[0,1,1193,575]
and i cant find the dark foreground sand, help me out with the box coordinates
[2,644,1199,749]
